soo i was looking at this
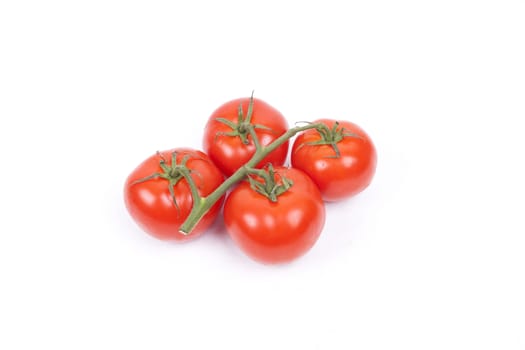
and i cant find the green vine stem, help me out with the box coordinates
[178,122,330,234]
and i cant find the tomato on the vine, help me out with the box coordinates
[203,95,289,176]
[223,166,325,264]
[124,148,224,241]
[291,119,377,201]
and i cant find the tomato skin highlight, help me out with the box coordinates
[223,167,325,264]
[291,119,377,202]
[124,148,224,241]
[203,97,289,176]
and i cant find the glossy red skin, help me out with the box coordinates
[203,97,289,176]
[291,119,377,202]
[124,148,224,241]
[223,167,325,264]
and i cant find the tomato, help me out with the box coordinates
[124,148,224,241]
[291,119,377,201]
[223,166,325,264]
[203,95,289,176]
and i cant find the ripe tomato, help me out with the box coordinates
[223,166,325,264]
[203,95,289,176]
[291,119,377,201]
[124,148,224,241]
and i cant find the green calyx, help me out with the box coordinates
[132,151,193,216]
[246,164,293,202]
[214,92,273,145]
[299,121,361,158]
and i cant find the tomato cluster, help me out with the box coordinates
[124,94,377,264]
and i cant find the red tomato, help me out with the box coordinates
[124,148,224,241]
[223,166,325,264]
[203,96,289,176]
[291,119,377,201]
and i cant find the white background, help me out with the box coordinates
[1,1,524,349]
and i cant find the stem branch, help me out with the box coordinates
[179,122,323,234]
[247,126,262,151]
